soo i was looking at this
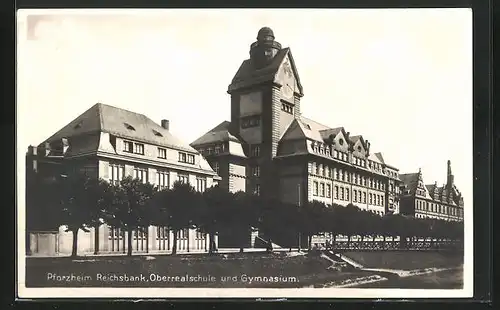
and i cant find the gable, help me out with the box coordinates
[352,139,366,156]
[333,131,349,152]
[273,50,303,96]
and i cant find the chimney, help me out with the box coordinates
[161,119,170,130]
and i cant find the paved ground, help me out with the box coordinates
[352,267,463,289]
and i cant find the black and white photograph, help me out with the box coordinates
[16,8,472,298]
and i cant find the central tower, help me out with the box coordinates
[227,27,304,199]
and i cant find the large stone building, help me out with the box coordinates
[399,161,464,222]
[26,103,221,256]
[191,27,403,221]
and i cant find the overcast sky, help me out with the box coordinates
[16,9,472,209]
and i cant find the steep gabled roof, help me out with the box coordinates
[190,121,242,146]
[280,118,324,142]
[374,152,385,164]
[41,103,197,153]
[319,127,345,141]
[399,173,419,194]
[228,47,304,95]
[300,116,331,132]
[367,152,383,164]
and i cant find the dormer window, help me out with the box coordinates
[74,121,83,129]
[124,123,136,131]
[153,130,163,137]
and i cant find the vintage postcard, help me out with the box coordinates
[16,8,473,299]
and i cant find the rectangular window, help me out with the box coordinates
[156,170,169,190]
[320,183,325,197]
[178,174,189,184]
[326,184,331,198]
[134,167,148,183]
[123,141,133,153]
[241,115,261,129]
[252,166,260,177]
[109,163,125,186]
[376,195,380,206]
[358,190,362,202]
[214,145,220,154]
[346,188,349,201]
[369,193,373,205]
[363,192,366,203]
[196,178,207,192]
[353,189,357,202]
[254,184,261,196]
[334,185,339,199]
[340,187,344,200]
[335,169,339,180]
[179,152,195,164]
[251,145,261,157]
[158,147,167,159]
[315,164,320,175]
[134,143,144,155]
[281,102,294,114]
[381,196,384,206]
[212,162,220,174]
[313,181,319,196]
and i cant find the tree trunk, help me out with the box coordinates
[333,234,337,248]
[208,232,215,254]
[172,231,178,255]
[145,228,149,253]
[71,228,79,257]
[347,235,351,248]
[94,224,99,255]
[211,237,217,253]
[308,235,312,250]
[127,227,133,256]
[298,233,302,252]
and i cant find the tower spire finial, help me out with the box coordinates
[447,160,454,187]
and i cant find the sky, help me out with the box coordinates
[16,9,473,209]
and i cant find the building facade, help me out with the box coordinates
[26,103,221,256]
[399,161,464,222]
[191,27,403,227]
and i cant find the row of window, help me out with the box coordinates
[281,102,294,114]
[110,228,197,241]
[178,152,195,164]
[198,143,227,156]
[108,163,206,192]
[123,140,196,165]
[415,199,463,217]
[311,163,386,191]
[241,115,261,129]
[311,182,385,206]
[309,142,399,179]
